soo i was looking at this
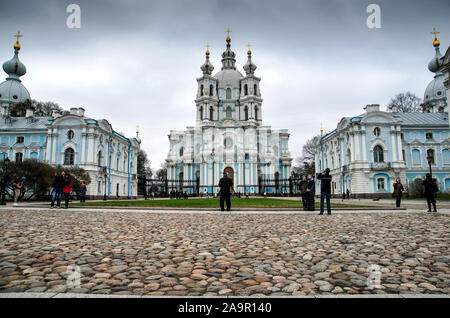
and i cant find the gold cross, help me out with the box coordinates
[13,31,23,43]
[136,125,140,134]
[430,27,440,39]
[225,28,232,37]
[205,43,211,50]
[247,43,252,50]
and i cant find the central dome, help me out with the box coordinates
[213,69,243,89]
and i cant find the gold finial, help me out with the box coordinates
[247,43,252,55]
[430,27,440,47]
[136,125,140,134]
[205,43,211,55]
[320,123,324,135]
[13,31,23,50]
[225,28,232,41]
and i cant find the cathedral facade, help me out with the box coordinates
[0,34,140,199]
[314,34,450,197]
[166,35,292,195]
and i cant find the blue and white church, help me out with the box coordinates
[166,34,293,195]
[315,33,450,197]
[0,34,140,198]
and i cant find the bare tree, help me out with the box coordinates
[386,92,422,112]
[293,136,318,177]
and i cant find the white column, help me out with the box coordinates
[391,126,397,162]
[51,129,58,164]
[45,133,52,162]
[396,131,402,161]
[362,132,367,161]
[81,129,86,164]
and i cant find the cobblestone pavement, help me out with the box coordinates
[0,209,448,296]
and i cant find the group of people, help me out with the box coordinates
[169,190,189,200]
[50,171,87,209]
[299,168,333,214]
[393,173,438,212]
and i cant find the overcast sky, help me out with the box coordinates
[0,0,449,170]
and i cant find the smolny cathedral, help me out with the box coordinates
[0,33,140,199]
[166,33,292,195]
[315,30,450,197]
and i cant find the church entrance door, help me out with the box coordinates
[224,167,234,191]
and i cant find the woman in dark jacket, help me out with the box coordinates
[62,173,72,209]
[305,174,315,211]
[423,173,438,212]
[393,178,404,208]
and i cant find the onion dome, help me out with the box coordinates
[214,35,243,89]
[243,44,257,75]
[200,45,214,75]
[424,29,446,105]
[0,33,30,105]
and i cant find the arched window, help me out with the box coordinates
[209,85,214,96]
[254,106,258,121]
[412,149,421,165]
[226,88,231,99]
[210,106,214,120]
[373,127,381,137]
[179,147,184,157]
[67,130,74,140]
[373,145,384,163]
[199,106,203,120]
[427,149,435,164]
[244,84,248,96]
[254,84,257,95]
[200,84,204,96]
[97,151,102,166]
[226,107,232,118]
[64,148,75,165]
[244,106,249,120]
[443,149,450,165]
[15,152,23,162]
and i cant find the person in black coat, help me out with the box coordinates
[423,173,438,212]
[305,174,315,211]
[50,171,64,208]
[317,168,332,215]
[218,171,233,211]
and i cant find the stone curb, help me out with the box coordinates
[0,292,448,298]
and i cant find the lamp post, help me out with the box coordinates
[1,158,10,205]
[426,154,433,178]
[102,166,107,201]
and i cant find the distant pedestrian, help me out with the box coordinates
[62,173,72,209]
[392,178,404,208]
[305,174,315,211]
[299,176,308,210]
[50,172,63,208]
[423,173,438,212]
[80,180,87,203]
[12,180,23,205]
[151,191,155,200]
[218,171,233,211]
[317,168,332,215]
[346,189,350,200]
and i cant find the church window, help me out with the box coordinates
[244,106,249,120]
[402,149,406,162]
[179,147,184,157]
[443,149,450,165]
[254,84,257,95]
[373,127,380,137]
[226,88,231,99]
[412,149,421,165]
[346,149,351,163]
[437,91,442,95]
[210,106,214,120]
[376,178,385,191]
[64,148,75,165]
[224,137,233,149]
[373,145,384,163]
[244,85,248,96]
[226,107,232,118]
[427,149,435,165]
[200,85,204,96]
[16,136,24,144]
[97,151,102,166]
[67,130,74,140]
[199,106,203,120]
[116,157,120,170]
[30,152,38,160]
[254,106,258,121]
[209,85,214,96]
[15,152,23,162]
[13,95,18,100]
[426,132,433,140]
[98,181,102,193]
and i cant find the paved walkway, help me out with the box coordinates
[0,207,448,296]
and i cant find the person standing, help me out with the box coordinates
[299,176,308,210]
[12,180,23,206]
[346,189,350,200]
[50,172,63,208]
[62,173,72,209]
[305,174,315,211]
[80,180,87,203]
[423,173,438,212]
[218,171,233,212]
[317,168,332,215]
[392,178,404,208]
